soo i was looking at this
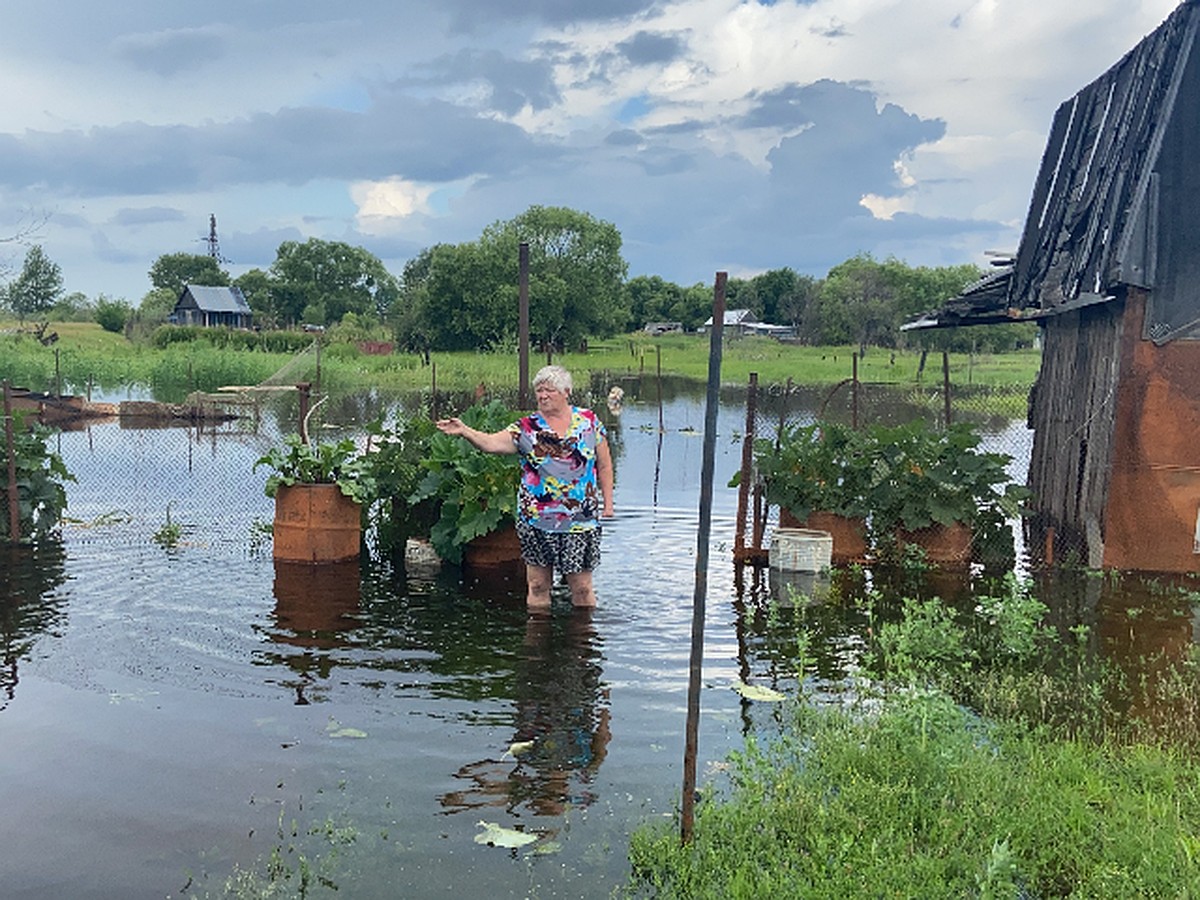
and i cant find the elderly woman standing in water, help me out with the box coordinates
[435,365,615,608]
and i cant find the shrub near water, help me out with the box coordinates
[628,581,1200,898]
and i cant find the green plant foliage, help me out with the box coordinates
[151,503,183,550]
[742,420,874,520]
[409,400,520,564]
[360,412,439,558]
[254,435,373,505]
[630,578,1200,898]
[93,296,133,334]
[867,420,1030,533]
[0,414,75,542]
[151,325,316,354]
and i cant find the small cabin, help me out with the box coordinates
[170,285,253,329]
[907,0,1200,573]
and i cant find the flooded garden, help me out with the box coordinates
[3,376,1199,897]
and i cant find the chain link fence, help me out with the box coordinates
[51,403,281,558]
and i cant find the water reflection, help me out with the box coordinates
[439,609,610,819]
[266,561,362,704]
[1033,569,1200,719]
[0,541,68,711]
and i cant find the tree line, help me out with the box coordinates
[0,204,1034,353]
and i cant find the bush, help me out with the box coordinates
[94,297,132,334]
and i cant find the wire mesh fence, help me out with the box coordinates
[7,348,1036,568]
[52,409,280,558]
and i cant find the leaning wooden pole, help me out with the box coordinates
[518,241,530,409]
[681,272,726,845]
[3,381,19,542]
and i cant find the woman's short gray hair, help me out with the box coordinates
[533,364,573,394]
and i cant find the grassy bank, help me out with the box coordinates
[628,583,1200,897]
[0,321,1041,400]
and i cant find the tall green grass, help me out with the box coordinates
[0,322,1042,400]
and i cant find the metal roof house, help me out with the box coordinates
[699,309,759,335]
[907,0,1200,572]
[170,285,253,329]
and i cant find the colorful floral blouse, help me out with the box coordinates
[507,407,607,532]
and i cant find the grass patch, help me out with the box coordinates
[628,579,1200,898]
[630,695,1200,898]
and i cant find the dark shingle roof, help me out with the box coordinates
[907,0,1200,331]
[183,285,252,314]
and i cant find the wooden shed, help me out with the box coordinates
[907,1,1200,573]
[171,284,253,329]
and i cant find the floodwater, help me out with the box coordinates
[0,382,1193,898]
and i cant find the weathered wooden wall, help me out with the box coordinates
[1103,290,1200,571]
[1024,295,1126,566]
[1028,287,1200,572]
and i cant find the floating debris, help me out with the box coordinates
[326,717,368,739]
[732,681,788,702]
[474,821,539,849]
[501,739,535,760]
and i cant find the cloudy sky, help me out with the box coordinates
[0,0,1182,304]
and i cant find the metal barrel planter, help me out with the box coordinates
[462,524,523,568]
[896,521,973,568]
[460,524,525,594]
[272,483,361,564]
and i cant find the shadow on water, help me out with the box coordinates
[0,541,67,711]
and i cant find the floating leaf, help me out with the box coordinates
[501,739,535,760]
[732,681,787,702]
[474,821,539,849]
[326,717,368,739]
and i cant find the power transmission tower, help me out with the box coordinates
[203,213,231,264]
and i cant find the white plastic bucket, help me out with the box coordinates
[769,528,833,573]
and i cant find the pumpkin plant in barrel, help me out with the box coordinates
[254,434,373,563]
[866,420,1030,566]
[750,420,874,523]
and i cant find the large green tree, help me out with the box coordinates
[398,206,629,352]
[148,253,230,295]
[752,267,817,326]
[624,275,685,330]
[269,238,398,327]
[232,268,276,327]
[5,245,64,321]
[478,205,628,350]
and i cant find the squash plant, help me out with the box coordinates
[360,412,439,558]
[253,434,374,505]
[742,420,874,522]
[1,414,75,543]
[866,420,1029,534]
[409,400,520,564]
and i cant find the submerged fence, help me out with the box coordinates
[732,351,1035,570]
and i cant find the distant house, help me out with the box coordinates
[698,309,759,335]
[904,0,1200,573]
[170,285,253,329]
